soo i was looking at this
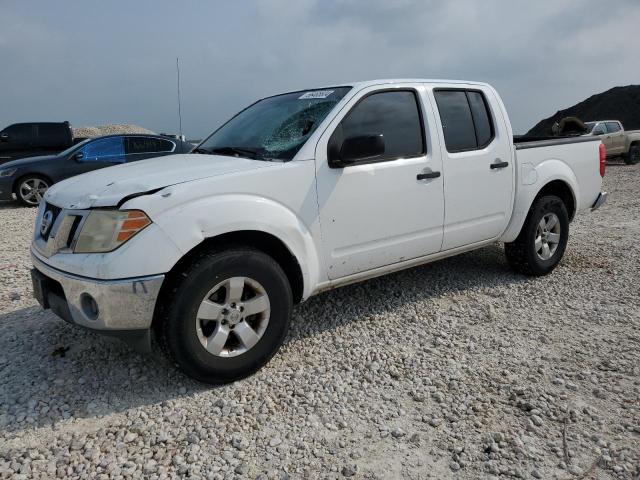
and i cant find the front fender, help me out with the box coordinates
[147,194,321,300]
[500,158,578,243]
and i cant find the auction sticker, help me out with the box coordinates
[299,90,334,100]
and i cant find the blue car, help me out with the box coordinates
[0,134,192,206]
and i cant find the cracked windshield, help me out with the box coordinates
[197,87,351,161]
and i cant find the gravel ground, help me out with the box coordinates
[0,164,638,479]
[72,125,155,138]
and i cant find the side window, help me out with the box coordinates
[434,90,495,152]
[334,90,425,162]
[605,122,621,133]
[3,124,32,144]
[79,137,125,163]
[37,124,61,139]
[126,137,175,154]
[592,123,606,135]
[434,91,477,152]
[467,92,494,147]
[35,124,65,146]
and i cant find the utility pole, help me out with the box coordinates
[176,57,183,140]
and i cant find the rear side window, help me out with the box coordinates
[36,124,67,146]
[592,123,606,135]
[434,90,495,152]
[37,124,63,138]
[336,90,425,161]
[605,122,621,133]
[467,92,493,147]
[126,137,175,154]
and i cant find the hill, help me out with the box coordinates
[527,85,640,136]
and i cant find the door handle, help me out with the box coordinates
[417,171,441,180]
[490,161,509,169]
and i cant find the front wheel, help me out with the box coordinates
[504,195,569,276]
[626,144,640,165]
[16,176,50,207]
[156,247,292,384]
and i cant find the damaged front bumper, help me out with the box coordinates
[31,251,164,352]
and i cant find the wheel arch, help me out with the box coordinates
[534,179,576,221]
[500,166,578,244]
[157,230,306,308]
[12,172,53,194]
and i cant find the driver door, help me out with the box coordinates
[315,85,445,280]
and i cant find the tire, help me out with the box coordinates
[15,175,50,207]
[156,247,292,384]
[625,144,640,165]
[504,195,569,276]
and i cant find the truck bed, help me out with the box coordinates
[513,135,601,150]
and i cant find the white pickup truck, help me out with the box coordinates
[31,79,607,383]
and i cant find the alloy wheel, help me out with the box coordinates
[535,213,561,260]
[195,276,271,357]
[19,178,49,205]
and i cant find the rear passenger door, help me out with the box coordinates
[432,87,513,250]
[124,137,176,162]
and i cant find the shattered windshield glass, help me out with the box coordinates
[197,87,352,161]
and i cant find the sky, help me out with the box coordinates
[1,0,638,137]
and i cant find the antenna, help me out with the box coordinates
[176,57,183,139]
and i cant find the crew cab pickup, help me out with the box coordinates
[584,120,640,164]
[30,79,607,383]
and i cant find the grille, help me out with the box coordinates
[66,216,83,248]
[41,202,62,241]
[34,205,91,257]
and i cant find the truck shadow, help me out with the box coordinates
[285,243,527,345]
[0,243,529,435]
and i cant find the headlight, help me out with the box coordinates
[0,168,17,177]
[74,209,151,253]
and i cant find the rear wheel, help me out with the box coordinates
[625,144,640,165]
[156,247,292,384]
[504,195,569,276]
[16,175,50,207]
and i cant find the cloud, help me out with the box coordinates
[0,0,638,136]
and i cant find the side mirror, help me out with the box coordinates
[0,133,8,142]
[329,134,385,167]
[74,151,85,162]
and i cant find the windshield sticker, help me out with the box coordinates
[299,90,334,100]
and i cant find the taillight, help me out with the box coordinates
[599,143,606,177]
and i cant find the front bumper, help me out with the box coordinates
[31,253,164,351]
[591,191,607,211]
[0,177,14,201]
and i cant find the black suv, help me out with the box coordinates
[0,134,193,206]
[0,122,73,164]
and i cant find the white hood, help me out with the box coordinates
[45,154,278,209]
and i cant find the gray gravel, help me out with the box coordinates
[0,164,639,479]
[72,124,155,138]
